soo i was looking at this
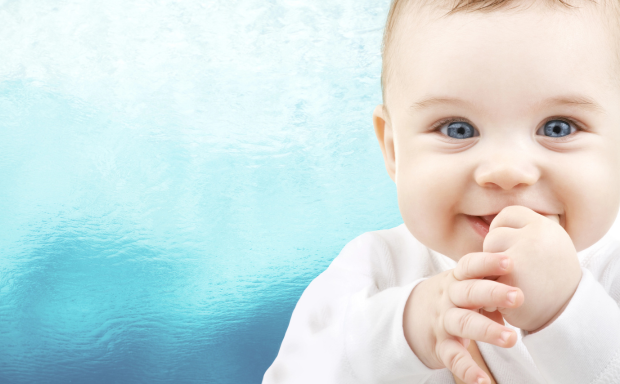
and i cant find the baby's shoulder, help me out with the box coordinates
[329,224,438,286]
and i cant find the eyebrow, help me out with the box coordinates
[410,95,605,114]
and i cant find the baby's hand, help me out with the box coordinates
[403,252,524,384]
[484,206,582,332]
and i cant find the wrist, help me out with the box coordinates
[527,297,570,334]
[527,270,582,334]
[403,279,437,368]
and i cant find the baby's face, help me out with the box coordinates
[374,2,620,260]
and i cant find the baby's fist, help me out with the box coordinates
[482,206,582,332]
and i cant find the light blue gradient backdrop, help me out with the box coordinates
[0,1,401,383]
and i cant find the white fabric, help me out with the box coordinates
[263,223,620,384]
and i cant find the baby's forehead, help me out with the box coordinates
[381,0,620,105]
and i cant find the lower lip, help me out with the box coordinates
[466,215,490,237]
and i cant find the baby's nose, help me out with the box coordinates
[474,152,540,190]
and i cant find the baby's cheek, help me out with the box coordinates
[396,155,479,258]
[546,145,620,251]
[397,182,436,239]
[398,187,471,258]
[564,179,620,251]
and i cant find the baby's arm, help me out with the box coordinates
[482,206,620,383]
[520,259,620,384]
[264,232,453,383]
[404,252,523,384]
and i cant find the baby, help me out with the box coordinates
[264,0,620,383]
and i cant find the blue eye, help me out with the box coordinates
[440,121,478,139]
[538,120,575,137]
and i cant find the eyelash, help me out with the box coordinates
[430,116,584,142]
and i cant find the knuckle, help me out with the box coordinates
[436,338,453,367]
[464,282,476,304]
[445,345,463,370]
[489,284,500,302]
[445,269,457,287]
[482,321,493,341]
[457,311,473,335]
[448,269,457,283]
[449,349,473,379]
[456,254,472,279]
[462,363,479,382]
[462,256,473,278]
[438,338,479,382]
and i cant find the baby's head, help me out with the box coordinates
[373,0,620,260]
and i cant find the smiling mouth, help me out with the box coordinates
[479,214,497,226]
[466,215,492,237]
[467,211,560,237]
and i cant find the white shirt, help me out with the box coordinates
[263,223,620,383]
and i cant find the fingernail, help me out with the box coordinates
[500,258,510,269]
[507,291,517,304]
[500,331,511,343]
[477,376,486,384]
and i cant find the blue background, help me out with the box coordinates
[0,1,402,383]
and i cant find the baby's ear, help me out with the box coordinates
[373,105,396,182]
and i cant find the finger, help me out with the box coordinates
[437,338,490,384]
[444,307,517,348]
[455,336,470,349]
[483,227,517,254]
[453,252,513,280]
[490,206,560,230]
[489,205,537,231]
[545,214,560,224]
[449,279,523,310]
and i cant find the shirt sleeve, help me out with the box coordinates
[262,232,437,384]
[521,267,620,384]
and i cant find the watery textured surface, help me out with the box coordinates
[0,1,399,383]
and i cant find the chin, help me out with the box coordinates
[422,232,483,261]
[443,239,483,261]
[404,218,484,260]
